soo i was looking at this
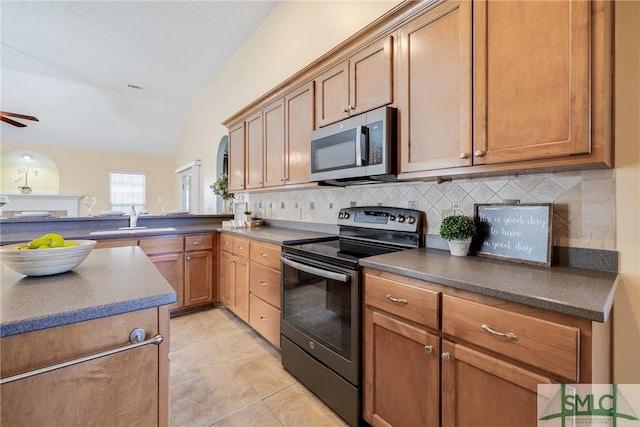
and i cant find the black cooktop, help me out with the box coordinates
[282,237,409,269]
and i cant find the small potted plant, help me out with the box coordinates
[243,209,253,223]
[439,214,477,256]
[210,174,235,213]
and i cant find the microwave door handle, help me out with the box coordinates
[355,125,368,166]
[281,257,349,283]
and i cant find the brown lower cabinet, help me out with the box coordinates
[363,268,611,427]
[219,232,282,348]
[139,234,217,314]
[0,307,169,426]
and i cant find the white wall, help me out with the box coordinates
[614,0,640,383]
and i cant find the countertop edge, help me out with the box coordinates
[0,293,176,338]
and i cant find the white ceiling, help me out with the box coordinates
[0,0,278,157]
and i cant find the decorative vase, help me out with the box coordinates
[447,238,472,256]
[223,199,230,214]
[20,187,32,195]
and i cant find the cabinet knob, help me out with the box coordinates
[342,106,348,113]
[260,253,268,257]
[237,246,244,250]
[260,316,268,322]
[186,256,191,260]
[424,345,433,354]
[348,105,354,111]
[474,150,485,158]
[441,352,451,361]
[460,153,468,159]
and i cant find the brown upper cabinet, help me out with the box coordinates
[245,111,264,189]
[315,36,393,127]
[228,121,245,192]
[225,1,612,186]
[473,0,590,165]
[398,1,472,173]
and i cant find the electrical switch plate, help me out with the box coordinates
[409,201,419,210]
[451,202,460,211]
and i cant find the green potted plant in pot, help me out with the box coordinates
[210,174,235,213]
[243,209,253,223]
[439,214,477,256]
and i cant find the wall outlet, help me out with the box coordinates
[296,207,303,220]
[451,202,460,211]
[409,200,419,210]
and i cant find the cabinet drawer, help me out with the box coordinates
[233,237,250,258]
[250,241,281,270]
[249,294,281,348]
[364,274,439,330]
[185,234,213,251]
[139,236,183,255]
[220,233,234,251]
[249,263,281,309]
[442,295,580,381]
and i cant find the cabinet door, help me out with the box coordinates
[364,307,440,427]
[219,250,234,308]
[228,121,246,192]
[147,252,184,310]
[263,98,286,187]
[398,0,472,174]
[233,256,250,322]
[285,82,315,185]
[245,111,264,189]
[184,250,213,307]
[473,0,590,164]
[441,340,552,427]
[315,61,349,127]
[349,35,393,116]
[1,309,162,426]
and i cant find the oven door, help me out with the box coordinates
[280,252,361,385]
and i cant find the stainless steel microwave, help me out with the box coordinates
[309,106,396,184]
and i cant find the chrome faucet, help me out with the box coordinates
[130,205,143,228]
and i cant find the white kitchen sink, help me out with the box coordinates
[89,227,176,236]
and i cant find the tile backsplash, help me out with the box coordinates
[242,169,616,250]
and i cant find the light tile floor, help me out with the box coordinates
[169,307,348,427]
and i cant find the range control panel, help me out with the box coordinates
[337,206,423,233]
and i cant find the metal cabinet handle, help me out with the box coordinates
[342,106,349,113]
[192,241,202,245]
[386,294,408,305]
[424,345,433,354]
[441,352,451,361]
[481,323,518,341]
[281,257,349,283]
[260,253,268,257]
[0,330,164,385]
[260,316,268,322]
[474,150,485,158]
[229,258,235,263]
[237,246,244,250]
[348,105,354,111]
[260,281,268,286]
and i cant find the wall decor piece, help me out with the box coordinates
[473,203,553,266]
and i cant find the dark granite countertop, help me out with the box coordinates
[217,226,335,245]
[1,246,177,337]
[360,248,618,323]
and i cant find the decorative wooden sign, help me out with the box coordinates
[473,203,553,267]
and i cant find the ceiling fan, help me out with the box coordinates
[0,111,39,127]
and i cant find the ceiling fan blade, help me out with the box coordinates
[1,116,27,127]
[0,111,39,122]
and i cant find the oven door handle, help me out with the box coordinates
[281,257,350,283]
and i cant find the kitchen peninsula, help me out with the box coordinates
[0,246,177,426]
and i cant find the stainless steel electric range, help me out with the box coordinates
[280,206,424,426]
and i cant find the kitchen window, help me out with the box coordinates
[110,172,146,212]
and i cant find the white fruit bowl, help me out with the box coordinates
[0,240,97,276]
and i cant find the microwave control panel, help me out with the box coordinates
[368,120,383,165]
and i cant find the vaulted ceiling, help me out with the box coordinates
[0,1,278,157]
